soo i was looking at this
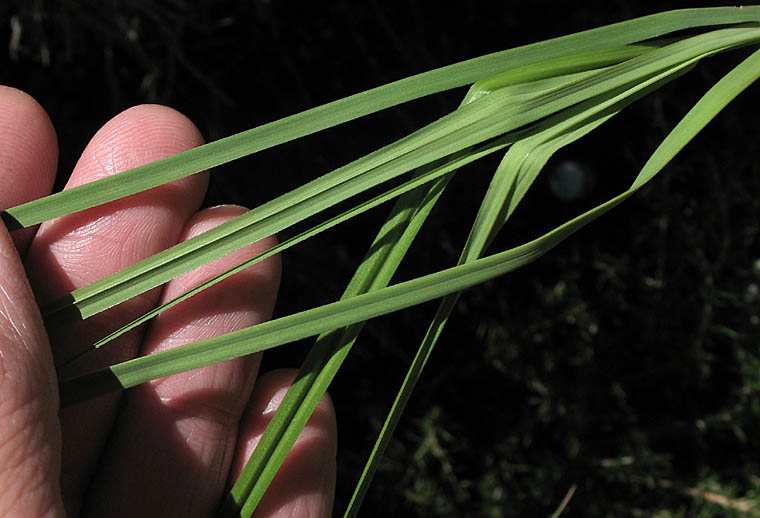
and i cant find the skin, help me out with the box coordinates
[0,85,336,518]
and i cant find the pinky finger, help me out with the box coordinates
[229,369,337,518]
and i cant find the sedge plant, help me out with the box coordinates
[2,7,759,516]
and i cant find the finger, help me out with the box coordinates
[23,104,209,514]
[0,224,64,518]
[229,369,337,518]
[0,86,57,252]
[0,87,62,517]
[82,205,280,518]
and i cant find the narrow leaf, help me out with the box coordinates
[344,54,699,517]
[47,26,759,325]
[3,8,758,229]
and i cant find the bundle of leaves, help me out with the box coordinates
[1,2,759,516]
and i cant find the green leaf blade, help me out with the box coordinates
[4,7,758,231]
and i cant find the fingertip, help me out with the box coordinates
[181,204,280,274]
[66,103,208,190]
[80,204,283,517]
[26,103,211,306]
[153,203,281,350]
[0,86,58,182]
[232,369,337,518]
[0,86,58,199]
[0,86,58,252]
[181,204,281,307]
[21,102,214,510]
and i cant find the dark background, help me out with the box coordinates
[2,1,759,516]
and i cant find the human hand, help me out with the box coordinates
[0,86,336,517]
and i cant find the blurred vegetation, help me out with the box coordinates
[1,1,759,516]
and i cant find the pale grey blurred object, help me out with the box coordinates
[548,160,596,201]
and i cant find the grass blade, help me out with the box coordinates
[58,185,564,403]
[200,29,760,515]
[630,50,760,190]
[222,178,449,516]
[550,485,578,518]
[343,55,699,518]
[350,43,760,514]
[2,8,757,231]
[88,136,515,351]
[221,99,483,518]
[62,37,759,401]
[87,48,651,353]
[131,28,760,514]
[32,11,760,516]
[46,27,760,326]
[45,70,574,323]
[220,43,681,515]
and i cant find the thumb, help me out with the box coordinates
[0,221,64,518]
